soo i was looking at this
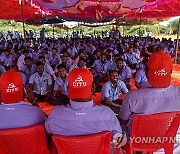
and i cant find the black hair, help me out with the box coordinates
[57,64,67,70]
[38,56,45,60]
[36,61,44,67]
[109,70,119,76]
[24,56,32,61]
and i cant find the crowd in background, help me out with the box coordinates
[0,33,179,109]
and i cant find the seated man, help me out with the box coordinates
[115,58,132,90]
[135,58,151,89]
[50,64,69,106]
[29,62,53,102]
[101,70,129,114]
[45,68,125,147]
[20,56,36,87]
[119,51,180,153]
[69,58,87,72]
[0,70,46,129]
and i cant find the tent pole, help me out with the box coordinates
[20,0,26,43]
[139,7,142,38]
[41,0,45,28]
[175,18,180,64]
[53,24,55,39]
[123,26,124,37]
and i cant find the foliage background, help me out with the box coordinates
[0,19,178,39]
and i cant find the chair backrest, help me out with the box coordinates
[53,131,111,154]
[0,124,49,154]
[130,112,180,152]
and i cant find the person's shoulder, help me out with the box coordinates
[124,88,149,99]
[92,104,116,115]
[102,81,111,87]
[168,85,180,93]
[48,105,69,116]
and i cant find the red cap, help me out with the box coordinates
[68,68,93,99]
[147,51,173,88]
[0,70,23,103]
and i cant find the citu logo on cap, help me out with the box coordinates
[6,83,18,93]
[68,68,93,100]
[154,68,167,76]
[0,70,23,104]
[73,75,87,87]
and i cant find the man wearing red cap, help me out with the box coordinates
[45,68,125,147]
[0,70,46,129]
[119,51,180,153]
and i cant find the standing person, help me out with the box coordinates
[40,28,45,42]
[101,70,129,114]
[45,68,126,149]
[119,51,180,153]
[29,62,53,102]
[0,70,46,129]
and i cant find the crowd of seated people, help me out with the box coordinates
[0,34,179,153]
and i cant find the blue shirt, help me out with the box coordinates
[29,72,52,95]
[1,55,14,67]
[0,101,46,129]
[92,60,111,75]
[54,76,68,95]
[123,52,139,64]
[119,85,180,137]
[101,81,129,101]
[20,64,36,78]
[45,100,122,136]
[49,53,60,66]
[117,65,132,82]
[135,68,151,88]
[0,65,6,75]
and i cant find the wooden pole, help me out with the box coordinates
[20,0,26,43]
[139,7,142,38]
[175,18,180,64]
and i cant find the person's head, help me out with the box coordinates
[10,65,19,72]
[68,68,93,101]
[109,70,119,84]
[61,56,67,64]
[0,70,23,103]
[147,51,173,88]
[77,58,86,68]
[116,58,124,69]
[128,45,134,54]
[22,49,29,57]
[51,47,57,55]
[4,49,10,56]
[36,61,44,75]
[57,64,67,78]
[24,56,32,67]
[79,49,86,58]
[44,48,48,54]
[63,51,69,57]
[38,56,46,65]
[100,53,106,63]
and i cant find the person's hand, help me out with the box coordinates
[24,87,35,104]
[113,132,127,148]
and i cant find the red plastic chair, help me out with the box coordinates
[52,131,111,154]
[92,92,102,105]
[127,112,180,154]
[0,125,49,154]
